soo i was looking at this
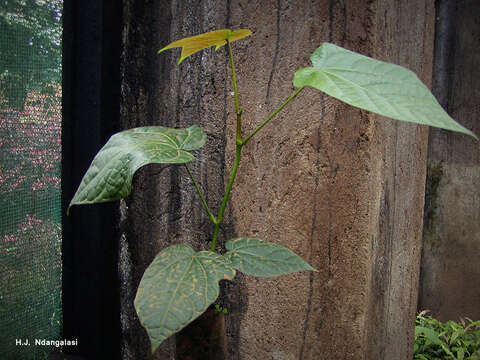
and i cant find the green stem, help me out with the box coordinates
[184,164,216,224]
[242,86,305,145]
[209,39,244,252]
[210,39,243,251]
[227,39,242,143]
[211,143,242,251]
[210,42,301,251]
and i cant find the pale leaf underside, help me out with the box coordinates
[293,43,477,139]
[223,238,317,278]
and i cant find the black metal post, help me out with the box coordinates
[62,0,122,358]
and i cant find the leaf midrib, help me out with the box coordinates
[314,69,430,119]
[322,67,423,96]
[232,249,296,262]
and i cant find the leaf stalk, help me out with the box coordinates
[242,86,305,145]
[184,164,217,224]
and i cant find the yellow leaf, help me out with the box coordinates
[158,29,252,64]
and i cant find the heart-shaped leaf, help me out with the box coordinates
[134,244,235,353]
[294,43,477,139]
[68,125,206,211]
[158,29,252,64]
[223,238,317,278]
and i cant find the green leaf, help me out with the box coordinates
[158,29,252,64]
[223,238,317,278]
[134,244,235,353]
[68,125,206,211]
[451,330,463,344]
[293,43,478,139]
[440,343,455,357]
[414,355,429,360]
[416,325,441,344]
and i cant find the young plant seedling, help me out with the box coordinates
[215,304,228,315]
[68,29,477,353]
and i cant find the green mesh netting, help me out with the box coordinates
[0,1,62,359]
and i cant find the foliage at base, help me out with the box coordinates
[414,311,480,360]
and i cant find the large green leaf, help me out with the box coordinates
[294,43,477,139]
[68,125,206,211]
[134,244,235,353]
[223,238,317,278]
[415,326,441,345]
[158,29,252,64]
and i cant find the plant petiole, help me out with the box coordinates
[242,86,305,145]
[183,164,217,224]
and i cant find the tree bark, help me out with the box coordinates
[118,1,435,359]
[419,0,480,322]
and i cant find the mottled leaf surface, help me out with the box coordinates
[69,125,206,210]
[223,238,316,278]
[134,244,236,353]
[158,29,252,64]
[294,43,477,139]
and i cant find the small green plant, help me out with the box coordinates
[68,29,477,353]
[214,304,227,315]
[414,310,480,360]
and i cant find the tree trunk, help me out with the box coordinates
[118,1,435,359]
[419,0,480,322]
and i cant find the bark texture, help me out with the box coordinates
[119,2,231,359]
[118,1,435,359]
[419,0,480,322]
